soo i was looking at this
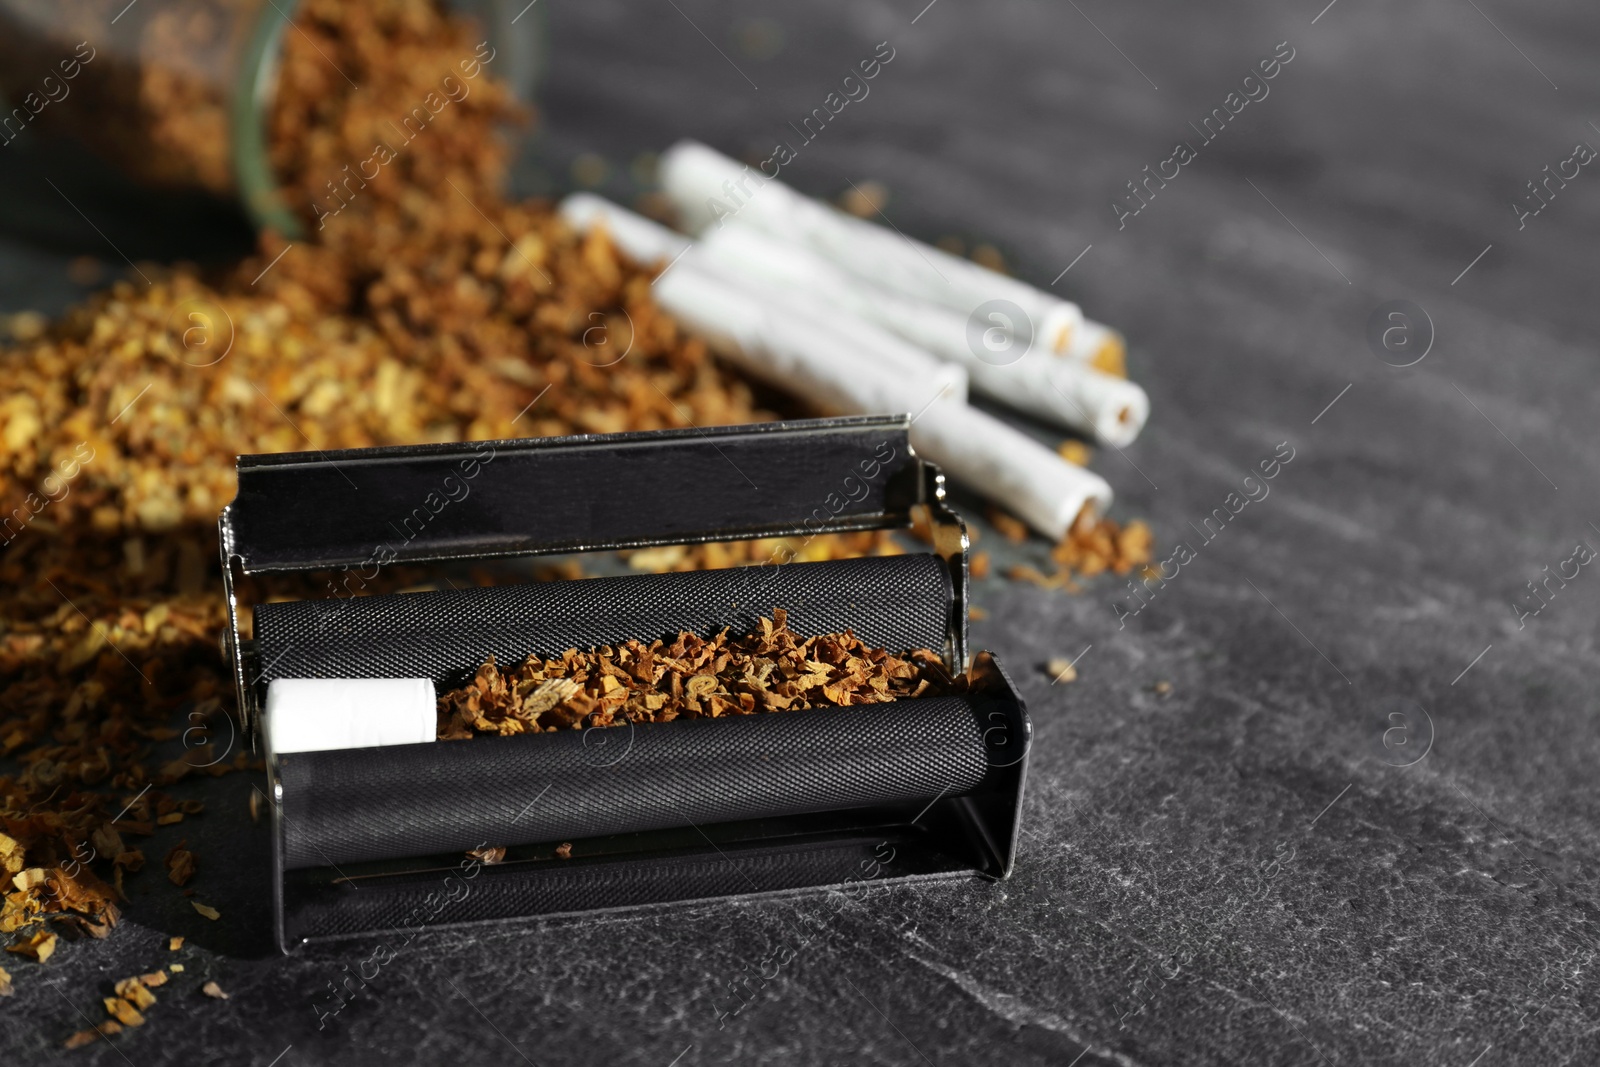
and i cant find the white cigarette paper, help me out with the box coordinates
[266,678,437,755]
[697,224,1148,446]
[659,140,1084,354]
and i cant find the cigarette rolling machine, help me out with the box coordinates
[218,415,1031,951]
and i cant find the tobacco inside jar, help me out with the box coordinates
[0,0,543,236]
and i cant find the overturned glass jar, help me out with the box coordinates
[0,0,543,237]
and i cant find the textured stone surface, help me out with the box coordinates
[3,0,1598,1063]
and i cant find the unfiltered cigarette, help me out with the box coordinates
[654,261,1110,537]
[1029,354,1148,449]
[910,398,1112,538]
[266,678,437,754]
[559,197,965,404]
[562,195,1113,535]
[659,140,1084,353]
[697,223,1148,446]
[695,252,969,401]
[1065,317,1128,378]
[560,192,1138,444]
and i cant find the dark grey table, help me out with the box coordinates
[4,1,1598,1063]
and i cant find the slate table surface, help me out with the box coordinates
[3,1,1598,1064]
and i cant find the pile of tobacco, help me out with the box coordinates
[0,0,782,964]
[438,610,959,739]
[0,0,1149,1005]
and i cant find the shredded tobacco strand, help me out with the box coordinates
[437,609,961,739]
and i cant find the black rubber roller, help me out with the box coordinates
[254,554,955,689]
[277,695,1001,870]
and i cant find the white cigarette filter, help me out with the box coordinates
[265,678,437,755]
[697,223,1148,446]
[659,140,1084,354]
[558,192,692,265]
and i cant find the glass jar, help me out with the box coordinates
[0,0,544,237]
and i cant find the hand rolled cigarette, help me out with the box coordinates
[693,254,969,402]
[266,677,437,755]
[911,397,1112,539]
[561,195,1112,536]
[560,194,965,403]
[660,140,1084,354]
[654,259,1110,537]
[698,223,1148,446]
